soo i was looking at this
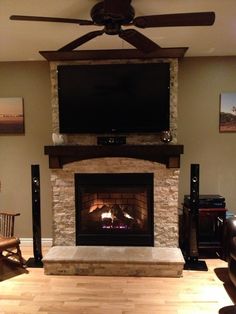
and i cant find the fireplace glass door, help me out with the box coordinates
[75,173,154,246]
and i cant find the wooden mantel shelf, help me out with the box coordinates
[44,144,184,169]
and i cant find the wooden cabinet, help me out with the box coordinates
[182,206,227,258]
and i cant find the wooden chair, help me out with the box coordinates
[0,212,25,267]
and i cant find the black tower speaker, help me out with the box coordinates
[184,164,207,271]
[26,164,43,267]
[187,163,200,261]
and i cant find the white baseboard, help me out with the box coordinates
[20,238,52,246]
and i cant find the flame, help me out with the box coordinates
[101,210,113,221]
[124,212,134,219]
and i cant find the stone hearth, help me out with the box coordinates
[43,246,184,277]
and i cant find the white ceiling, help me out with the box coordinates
[1,0,236,61]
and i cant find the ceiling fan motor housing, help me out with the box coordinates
[91,1,135,26]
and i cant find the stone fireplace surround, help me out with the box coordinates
[42,55,185,277]
[46,152,182,248]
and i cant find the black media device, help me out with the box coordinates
[184,194,225,208]
[97,136,126,145]
[57,62,170,134]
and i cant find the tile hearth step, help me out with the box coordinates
[43,246,185,277]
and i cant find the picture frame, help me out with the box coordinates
[219,92,236,132]
[0,97,24,134]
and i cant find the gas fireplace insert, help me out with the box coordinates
[75,173,154,246]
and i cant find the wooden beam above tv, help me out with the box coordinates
[39,48,188,61]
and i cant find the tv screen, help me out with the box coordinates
[57,62,170,134]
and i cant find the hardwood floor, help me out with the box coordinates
[0,245,235,314]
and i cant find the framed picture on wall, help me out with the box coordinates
[0,97,24,134]
[219,92,236,132]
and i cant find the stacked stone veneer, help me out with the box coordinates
[49,57,180,248]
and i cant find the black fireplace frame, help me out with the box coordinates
[75,173,154,246]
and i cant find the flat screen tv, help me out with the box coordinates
[57,62,170,134]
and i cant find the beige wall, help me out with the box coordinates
[0,61,52,237]
[0,57,235,239]
[178,57,236,212]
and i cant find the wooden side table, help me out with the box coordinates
[182,205,227,258]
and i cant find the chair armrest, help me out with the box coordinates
[226,217,236,238]
[224,217,236,260]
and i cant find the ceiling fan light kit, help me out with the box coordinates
[9,0,215,58]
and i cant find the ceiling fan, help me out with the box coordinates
[10,0,215,53]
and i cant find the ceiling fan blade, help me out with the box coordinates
[10,15,94,25]
[58,30,104,51]
[119,29,161,53]
[104,0,132,18]
[133,12,215,28]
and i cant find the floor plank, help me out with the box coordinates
[0,246,235,314]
